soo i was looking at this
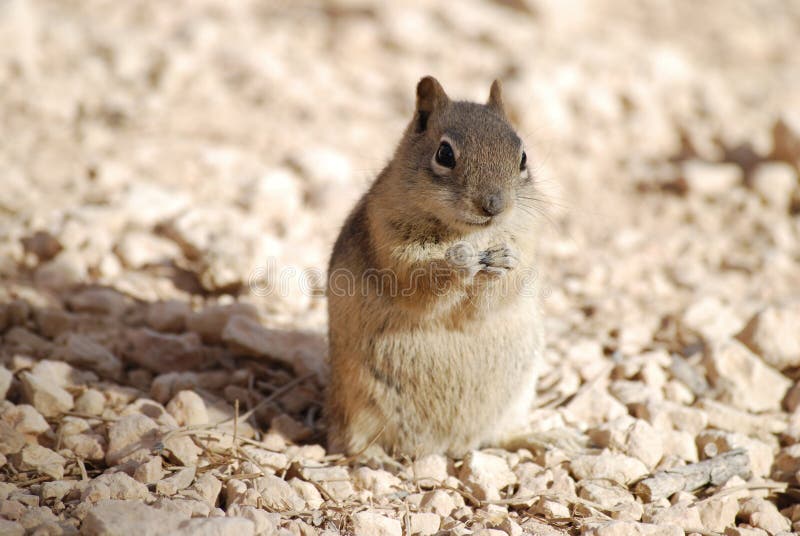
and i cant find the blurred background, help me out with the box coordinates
[1,0,799,342]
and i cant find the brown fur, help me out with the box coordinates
[326,76,544,457]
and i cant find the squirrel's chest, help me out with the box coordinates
[368,294,539,359]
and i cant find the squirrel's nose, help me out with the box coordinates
[480,192,505,217]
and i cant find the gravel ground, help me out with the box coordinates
[1,1,800,535]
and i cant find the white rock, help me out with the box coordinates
[173,517,256,536]
[420,490,457,517]
[82,472,149,502]
[751,162,798,210]
[289,478,323,510]
[609,380,655,406]
[5,328,52,359]
[697,398,786,435]
[300,465,355,502]
[134,456,164,485]
[739,497,792,534]
[146,301,191,332]
[570,451,649,485]
[683,160,742,196]
[513,462,552,499]
[122,328,206,375]
[63,432,106,461]
[589,417,664,469]
[0,366,12,399]
[41,480,76,502]
[696,493,739,533]
[105,414,160,465]
[166,390,208,426]
[579,480,639,518]
[162,433,202,467]
[19,371,73,417]
[226,505,279,535]
[643,500,702,532]
[18,506,59,530]
[0,429,25,461]
[224,479,257,508]
[682,297,744,342]
[408,512,441,536]
[352,511,402,536]
[663,379,694,405]
[532,497,571,519]
[34,250,87,290]
[54,333,123,379]
[58,415,89,437]
[584,521,683,536]
[12,445,65,480]
[739,301,800,370]
[253,474,305,511]
[471,529,508,536]
[352,467,401,496]
[2,404,50,436]
[458,451,517,501]
[116,231,181,269]
[74,389,106,416]
[82,499,188,535]
[31,359,95,388]
[659,430,698,462]
[564,383,629,427]
[187,303,259,344]
[67,288,130,316]
[497,518,524,536]
[0,519,23,536]
[157,466,196,496]
[190,473,223,506]
[222,316,325,377]
[240,445,288,472]
[151,496,211,519]
[34,308,75,339]
[412,454,448,486]
[704,339,791,412]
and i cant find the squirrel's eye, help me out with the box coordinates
[435,142,456,169]
[520,151,527,171]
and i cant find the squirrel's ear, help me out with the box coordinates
[415,76,449,132]
[487,79,507,118]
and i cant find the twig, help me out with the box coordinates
[233,399,239,455]
[698,482,788,502]
[336,425,386,466]
[77,458,89,481]
[15,475,51,487]
[159,373,314,445]
[233,372,314,425]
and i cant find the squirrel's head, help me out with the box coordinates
[394,76,532,232]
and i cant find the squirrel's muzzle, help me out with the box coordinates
[479,191,506,217]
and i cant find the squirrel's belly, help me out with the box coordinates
[363,303,542,455]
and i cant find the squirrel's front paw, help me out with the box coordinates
[479,244,520,276]
[445,242,482,279]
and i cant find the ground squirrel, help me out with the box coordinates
[326,76,544,457]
